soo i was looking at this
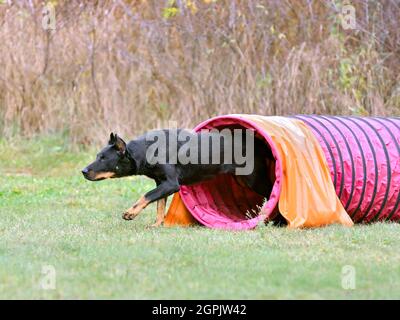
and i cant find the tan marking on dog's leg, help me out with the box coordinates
[122,196,150,220]
[150,197,167,228]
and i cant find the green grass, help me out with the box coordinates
[1,136,399,299]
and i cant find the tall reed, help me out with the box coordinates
[1,0,399,145]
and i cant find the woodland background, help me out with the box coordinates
[1,0,399,145]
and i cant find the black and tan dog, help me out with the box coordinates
[82,131,273,227]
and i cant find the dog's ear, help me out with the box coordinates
[108,132,116,145]
[113,134,126,154]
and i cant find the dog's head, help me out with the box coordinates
[82,133,132,181]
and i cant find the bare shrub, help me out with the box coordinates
[0,0,399,145]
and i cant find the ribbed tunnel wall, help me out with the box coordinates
[293,115,400,223]
[179,115,400,229]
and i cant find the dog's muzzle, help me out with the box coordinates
[81,167,93,180]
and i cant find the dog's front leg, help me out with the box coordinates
[122,180,179,221]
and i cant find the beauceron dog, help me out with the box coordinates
[82,130,274,227]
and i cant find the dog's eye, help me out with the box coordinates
[99,155,105,161]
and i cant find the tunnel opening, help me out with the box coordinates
[179,116,283,230]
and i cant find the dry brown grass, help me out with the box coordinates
[1,0,399,145]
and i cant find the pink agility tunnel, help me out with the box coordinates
[178,115,400,230]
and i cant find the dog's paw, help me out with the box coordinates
[122,211,135,220]
[147,221,163,228]
[122,202,144,221]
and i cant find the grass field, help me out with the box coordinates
[1,136,399,299]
